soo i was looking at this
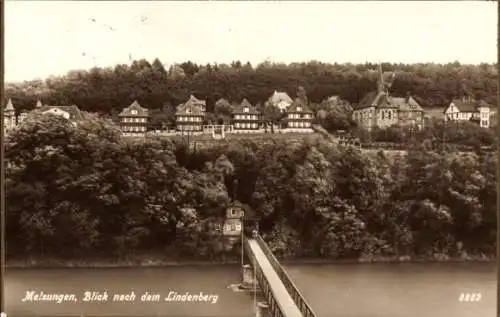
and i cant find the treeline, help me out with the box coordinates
[5,114,496,261]
[5,59,498,124]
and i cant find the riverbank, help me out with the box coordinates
[6,252,494,269]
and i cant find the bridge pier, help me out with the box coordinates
[255,302,270,317]
[242,264,258,290]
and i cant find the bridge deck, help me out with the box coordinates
[247,238,303,317]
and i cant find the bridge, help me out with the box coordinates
[241,234,317,317]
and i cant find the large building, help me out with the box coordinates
[284,98,314,132]
[232,99,260,132]
[352,65,425,131]
[118,101,149,137]
[175,95,206,132]
[266,91,293,112]
[443,96,491,128]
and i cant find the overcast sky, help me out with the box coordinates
[5,1,497,82]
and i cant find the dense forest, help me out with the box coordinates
[5,59,498,131]
[5,113,496,263]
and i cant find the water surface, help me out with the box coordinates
[5,262,496,317]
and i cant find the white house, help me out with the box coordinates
[443,97,490,128]
[267,91,293,112]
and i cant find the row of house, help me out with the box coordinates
[352,65,491,130]
[118,94,315,137]
[4,65,492,136]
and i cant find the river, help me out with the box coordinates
[4,262,496,317]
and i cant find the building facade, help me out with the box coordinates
[175,96,206,132]
[232,98,260,131]
[443,97,490,128]
[284,99,314,132]
[266,91,293,112]
[118,101,149,137]
[352,65,425,131]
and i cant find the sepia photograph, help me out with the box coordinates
[1,1,498,317]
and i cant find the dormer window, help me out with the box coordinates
[131,110,138,115]
[230,209,236,216]
[297,107,302,112]
[243,107,249,113]
[186,109,192,114]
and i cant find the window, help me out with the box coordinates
[230,209,236,216]
[297,107,302,112]
[235,223,242,231]
[131,110,137,115]
[381,112,385,119]
[230,224,236,231]
[224,224,231,231]
[243,107,249,113]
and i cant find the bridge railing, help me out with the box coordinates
[243,237,286,317]
[254,234,317,317]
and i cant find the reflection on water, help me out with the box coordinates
[5,262,496,317]
[285,262,496,317]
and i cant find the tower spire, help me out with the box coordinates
[377,63,385,93]
[5,98,14,112]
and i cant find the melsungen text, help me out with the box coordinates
[21,290,219,304]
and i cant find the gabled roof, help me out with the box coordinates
[355,91,423,112]
[390,96,424,112]
[447,99,489,113]
[4,98,14,112]
[215,98,231,107]
[118,100,149,117]
[268,91,293,105]
[354,91,394,110]
[187,94,206,106]
[286,98,313,113]
[40,104,84,121]
[175,101,205,116]
[229,201,260,220]
[232,98,260,114]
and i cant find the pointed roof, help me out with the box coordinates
[4,98,14,112]
[268,91,293,105]
[232,98,260,114]
[286,98,313,113]
[175,100,205,116]
[215,98,231,106]
[35,100,43,108]
[118,100,149,117]
[187,94,206,105]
